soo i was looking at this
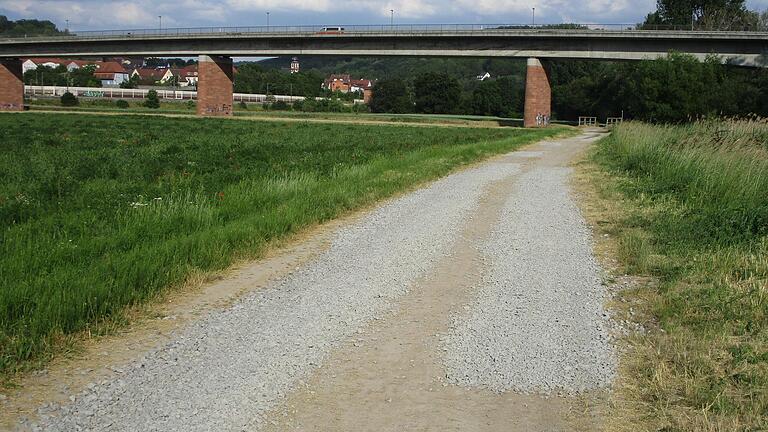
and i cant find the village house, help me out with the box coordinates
[323,74,374,94]
[22,58,96,74]
[172,65,200,87]
[476,72,491,81]
[131,67,175,84]
[93,61,130,87]
[22,58,129,86]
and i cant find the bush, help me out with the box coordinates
[60,92,78,107]
[352,103,371,114]
[115,99,129,109]
[238,101,248,110]
[144,90,160,109]
[186,100,196,110]
[271,100,289,111]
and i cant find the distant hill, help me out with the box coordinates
[254,56,528,89]
[0,15,62,37]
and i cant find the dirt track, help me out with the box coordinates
[3,130,614,432]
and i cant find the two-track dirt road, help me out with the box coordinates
[7,130,615,432]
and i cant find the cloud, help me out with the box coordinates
[2,0,764,30]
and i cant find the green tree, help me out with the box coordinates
[144,90,160,109]
[0,15,61,37]
[120,75,140,89]
[369,79,412,113]
[495,76,525,118]
[471,80,504,116]
[648,0,756,29]
[233,63,323,97]
[69,65,102,87]
[413,72,462,114]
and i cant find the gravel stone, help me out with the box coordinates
[33,162,520,432]
[441,166,616,394]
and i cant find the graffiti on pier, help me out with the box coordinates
[203,104,232,115]
[0,103,22,111]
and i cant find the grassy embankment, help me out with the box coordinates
[590,121,767,431]
[0,113,564,383]
[26,98,522,127]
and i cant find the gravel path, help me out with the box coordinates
[441,166,616,394]
[32,162,520,432]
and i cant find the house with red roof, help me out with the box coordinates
[322,74,374,94]
[172,65,199,87]
[93,61,130,86]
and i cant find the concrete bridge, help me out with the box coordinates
[1,25,767,127]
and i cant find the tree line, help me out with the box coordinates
[0,15,61,37]
[369,53,768,122]
[234,63,325,98]
[24,65,102,88]
[550,54,768,123]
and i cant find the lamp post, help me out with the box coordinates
[267,11,270,27]
[390,9,394,26]
[158,15,162,31]
[65,19,69,32]
[532,8,535,26]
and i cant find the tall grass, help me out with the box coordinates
[594,120,768,431]
[0,113,562,381]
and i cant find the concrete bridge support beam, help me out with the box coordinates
[523,58,551,128]
[0,58,24,111]
[197,55,233,116]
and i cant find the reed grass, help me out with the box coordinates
[594,120,768,431]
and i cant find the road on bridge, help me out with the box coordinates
[9,130,616,432]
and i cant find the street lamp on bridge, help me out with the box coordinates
[532,8,535,26]
[267,12,270,27]
[390,10,394,26]
[158,16,162,31]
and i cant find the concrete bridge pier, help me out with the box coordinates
[197,55,234,116]
[0,58,24,111]
[523,58,552,128]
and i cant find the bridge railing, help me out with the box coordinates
[3,23,768,40]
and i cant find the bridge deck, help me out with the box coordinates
[1,26,766,66]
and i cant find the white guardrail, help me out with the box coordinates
[24,86,360,104]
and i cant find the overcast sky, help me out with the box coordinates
[2,0,767,31]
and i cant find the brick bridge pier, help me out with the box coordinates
[523,58,552,128]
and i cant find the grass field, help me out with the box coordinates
[26,98,523,127]
[591,120,768,431]
[0,112,563,382]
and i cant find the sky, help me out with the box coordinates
[1,0,767,31]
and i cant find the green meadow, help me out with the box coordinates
[0,113,562,381]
